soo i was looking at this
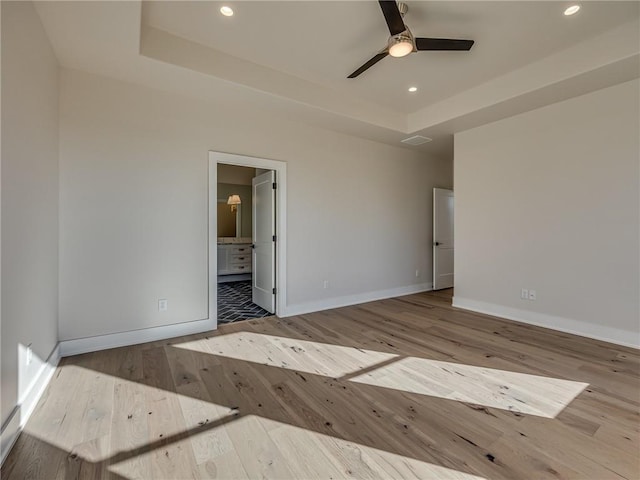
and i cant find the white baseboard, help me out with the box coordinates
[1,343,61,466]
[59,317,217,357]
[282,283,433,318]
[452,297,640,349]
[217,273,251,283]
[59,284,434,357]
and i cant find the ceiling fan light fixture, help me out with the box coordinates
[388,34,413,57]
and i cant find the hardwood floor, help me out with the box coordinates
[3,290,639,479]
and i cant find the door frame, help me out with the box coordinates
[208,151,287,326]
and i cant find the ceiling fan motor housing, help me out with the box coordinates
[388,33,414,57]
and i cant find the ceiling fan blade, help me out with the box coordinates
[415,38,475,51]
[347,51,389,78]
[378,1,406,36]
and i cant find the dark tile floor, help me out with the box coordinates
[217,280,272,323]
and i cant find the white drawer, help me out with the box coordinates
[217,243,252,275]
[230,254,251,265]
[228,263,251,273]
[230,245,251,255]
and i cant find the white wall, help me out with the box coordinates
[454,79,639,347]
[1,1,59,429]
[59,68,452,341]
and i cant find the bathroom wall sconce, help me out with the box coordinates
[227,194,241,213]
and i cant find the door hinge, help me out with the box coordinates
[272,235,277,242]
[272,182,277,189]
[272,287,277,294]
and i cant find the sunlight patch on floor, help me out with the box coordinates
[108,426,200,479]
[178,332,588,418]
[350,357,589,418]
[252,417,486,480]
[109,415,487,480]
[23,364,237,463]
[18,336,590,478]
[175,331,398,377]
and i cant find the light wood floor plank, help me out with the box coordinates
[3,289,639,479]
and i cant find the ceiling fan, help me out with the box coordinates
[348,1,475,78]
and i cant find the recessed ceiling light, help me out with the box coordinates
[220,5,234,17]
[408,86,418,93]
[564,5,580,16]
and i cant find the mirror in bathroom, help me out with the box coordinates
[217,200,241,238]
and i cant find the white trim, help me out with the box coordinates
[209,157,218,324]
[59,317,215,357]
[1,344,61,466]
[217,273,251,283]
[282,283,433,317]
[209,151,288,319]
[452,296,640,349]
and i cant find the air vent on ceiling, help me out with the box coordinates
[401,135,432,146]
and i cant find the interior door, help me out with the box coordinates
[252,170,276,313]
[433,188,454,290]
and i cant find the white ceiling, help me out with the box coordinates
[34,1,640,160]
[142,1,639,114]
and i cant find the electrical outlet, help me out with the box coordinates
[529,290,537,301]
[521,288,529,300]
[323,280,329,289]
[415,269,420,278]
[26,344,33,366]
[158,299,168,311]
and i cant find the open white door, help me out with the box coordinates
[433,188,454,290]
[252,170,276,313]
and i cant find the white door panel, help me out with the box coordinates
[433,188,454,290]
[252,171,275,312]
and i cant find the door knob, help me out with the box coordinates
[434,241,440,246]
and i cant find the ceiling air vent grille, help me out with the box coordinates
[401,135,433,146]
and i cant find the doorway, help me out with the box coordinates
[208,152,287,327]
[433,188,454,291]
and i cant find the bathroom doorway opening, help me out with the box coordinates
[208,152,287,326]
